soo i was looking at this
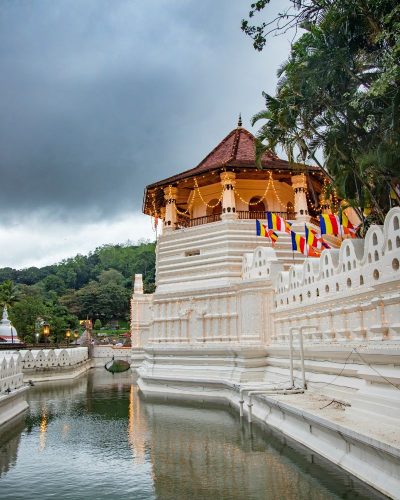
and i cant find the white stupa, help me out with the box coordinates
[0,306,20,344]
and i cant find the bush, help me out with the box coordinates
[24,335,34,344]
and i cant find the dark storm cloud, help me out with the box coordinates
[0,0,289,222]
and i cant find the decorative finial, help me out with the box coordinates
[237,113,242,127]
[2,305,8,321]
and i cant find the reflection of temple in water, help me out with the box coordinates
[143,401,362,500]
[0,418,25,478]
[128,384,148,465]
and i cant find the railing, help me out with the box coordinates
[176,213,222,228]
[0,343,82,350]
[175,210,300,229]
[237,211,291,220]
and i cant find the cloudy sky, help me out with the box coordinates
[0,0,292,269]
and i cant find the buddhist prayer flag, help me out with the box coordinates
[307,245,321,258]
[319,214,340,235]
[267,229,279,247]
[291,230,321,257]
[305,225,331,249]
[256,220,279,246]
[266,212,290,233]
[256,219,267,237]
[285,220,293,233]
[305,225,318,248]
[291,231,306,254]
[340,212,356,238]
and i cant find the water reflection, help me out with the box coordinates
[0,417,24,478]
[128,383,147,465]
[38,407,47,452]
[0,371,386,500]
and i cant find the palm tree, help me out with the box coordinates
[0,280,21,309]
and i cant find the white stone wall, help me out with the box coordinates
[272,207,400,343]
[156,218,306,294]
[19,347,88,370]
[133,207,400,349]
[0,352,24,393]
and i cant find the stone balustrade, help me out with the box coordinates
[272,207,400,344]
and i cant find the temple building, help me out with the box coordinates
[142,119,341,294]
[132,119,400,497]
[143,117,330,230]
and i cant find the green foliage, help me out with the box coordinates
[0,280,21,308]
[94,319,102,330]
[244,0,400,224]
[0,241,156,338]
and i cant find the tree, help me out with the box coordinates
[98,269,126,287]
[94,319,102,330]
[243,0,400,223]
[0,280,21,308]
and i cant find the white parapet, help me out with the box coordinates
[273,207,400,344]
[18,347,89,382]
[0,351,28,428]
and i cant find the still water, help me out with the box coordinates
[0,370,384,500]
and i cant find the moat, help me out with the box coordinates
[0,370,384,499]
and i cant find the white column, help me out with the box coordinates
[163,186,178,230]
[133,274,143,294]
[220,172,237,220]
[291,174,310,222]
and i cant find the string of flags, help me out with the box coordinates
[256,211,358,257]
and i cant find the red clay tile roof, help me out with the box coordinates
[146,126,293,189]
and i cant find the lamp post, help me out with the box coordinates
[43,322,50,346]
[73,330,79,345]
[65,327,71,346]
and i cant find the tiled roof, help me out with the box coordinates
[146,126,292,189]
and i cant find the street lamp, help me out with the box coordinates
[43,322,50,345]
[65,327,71,346]
[73,330,79,345]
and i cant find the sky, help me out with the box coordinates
[0,0,293,269]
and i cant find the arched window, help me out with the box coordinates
[249,197,266,218]
[206,199,222,217]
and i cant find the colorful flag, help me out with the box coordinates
[256,219,267,237]
[308,245,321,258]
[319,214,340,235]
[267,229,279,246]
[266,212,290,233]
[285,220,293,233]
[292,230,321,257]
[291,231,306,254]
[305,225,331,249]
[340,212,356,238]
[305,225,318,248]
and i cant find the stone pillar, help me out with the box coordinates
[163,186,178,230]
[133,274,143,294]
[220,172,237,220]
[291,174,310,222]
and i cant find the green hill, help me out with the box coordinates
[0,241,155,342]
